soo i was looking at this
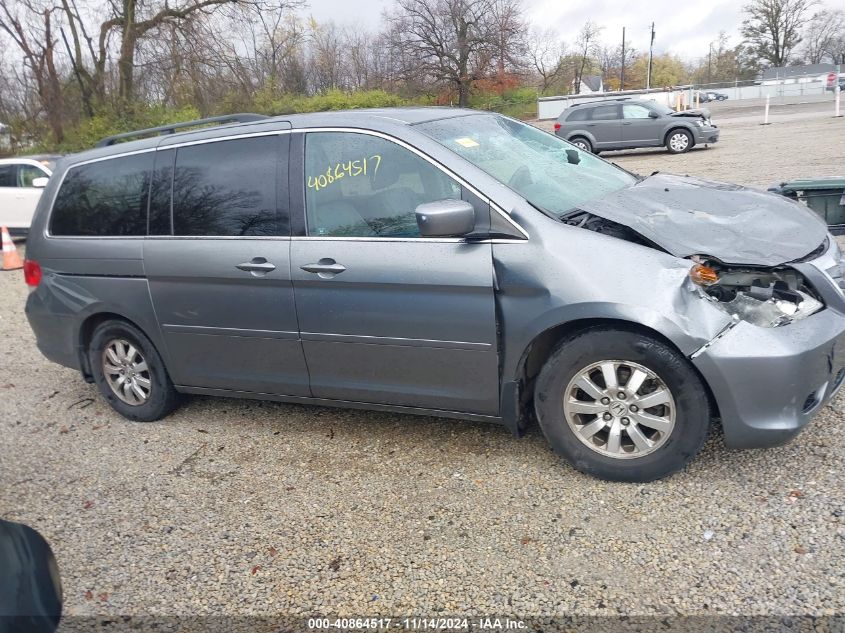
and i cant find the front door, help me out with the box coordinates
[144,133,310,396]
[621,103,663,147]
[290,130,500,415]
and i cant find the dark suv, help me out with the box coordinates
[554,99,720,154]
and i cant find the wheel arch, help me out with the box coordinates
[76,312,152,382]
[566,131,596,149]
[664,125,695,148]
[509,317,720,430]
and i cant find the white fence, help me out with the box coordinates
[537,79,835,120]
[538,88,691,120]
[699,79,830,101]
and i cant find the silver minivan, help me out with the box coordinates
[24,109,845,482]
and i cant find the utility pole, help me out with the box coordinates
[620,27,626,90]
[646,22,655,89]
[707,42,713,85]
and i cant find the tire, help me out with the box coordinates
[665,128,693,154]
[533,327,711,482]
[569,136,593,153]
[88,319,180,422]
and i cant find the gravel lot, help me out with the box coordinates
[534,95,845,189]
[2,101,845,627]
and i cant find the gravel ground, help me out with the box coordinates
[2,103,845,626]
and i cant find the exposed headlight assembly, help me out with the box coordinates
[690,261,824,327]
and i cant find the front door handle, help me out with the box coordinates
[301,258,346,278]
[236,257,276,275]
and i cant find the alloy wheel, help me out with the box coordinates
[102,338,152,405]
[562,360,676,459]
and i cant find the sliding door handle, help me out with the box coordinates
[301,258,346,277]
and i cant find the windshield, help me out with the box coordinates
[649,102,673,115]
[416,114,637,216]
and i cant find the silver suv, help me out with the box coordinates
[23,108,845,482]
[554,99,720,154]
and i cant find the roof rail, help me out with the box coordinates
[571,97,633,106]
[94,113,270,148]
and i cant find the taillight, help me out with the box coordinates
[24,259,42,287]
[554,123,561,131]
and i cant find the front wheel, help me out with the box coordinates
[666,129,693,154]
[88,319,180,422]
[534,328,711,482]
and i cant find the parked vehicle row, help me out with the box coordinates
[696,91,729,102]
[554,98,720,154]
[23,108,845,482]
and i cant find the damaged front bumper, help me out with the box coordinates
[694,125,720,145]
[691,258,845,449]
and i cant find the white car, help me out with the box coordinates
[0,156,57,236]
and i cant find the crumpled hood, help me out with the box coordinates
[578,173,828,266]
[669,108,710,119]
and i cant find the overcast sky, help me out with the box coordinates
[303,0,754,62]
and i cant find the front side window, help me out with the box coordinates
[647,101,673,116]
[417,114,637,216]
[304,132,461,237]
[18,164,46,187]
[623,104,652,119]
[172,136,280,236]
[51,153,152,236]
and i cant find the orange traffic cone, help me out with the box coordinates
[2,226,23,271]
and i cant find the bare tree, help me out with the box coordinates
[387,0,497,107]
[801,9,844,63]
[309,19,345,92]
[527,27,565,93]
[573,20,602,94]
[488,0,527,84]
[0,0,65,142]
[741,0,815,67]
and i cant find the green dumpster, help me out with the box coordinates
[769,177,845,234]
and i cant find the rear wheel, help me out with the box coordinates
[534,327,711,482]
[569,136,593,153]
[88,320,180,422]
[666,129,693,154]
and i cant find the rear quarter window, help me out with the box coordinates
[50,153,153,236]
[565,108,589,122]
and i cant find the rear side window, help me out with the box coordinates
[172,137,280,236]
[590,105,619,120]
[50,153,153,236]
[565,108,589,122]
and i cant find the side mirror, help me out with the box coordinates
[31,177,49,188]
[648,111,659,119]
[415,199,475,237]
